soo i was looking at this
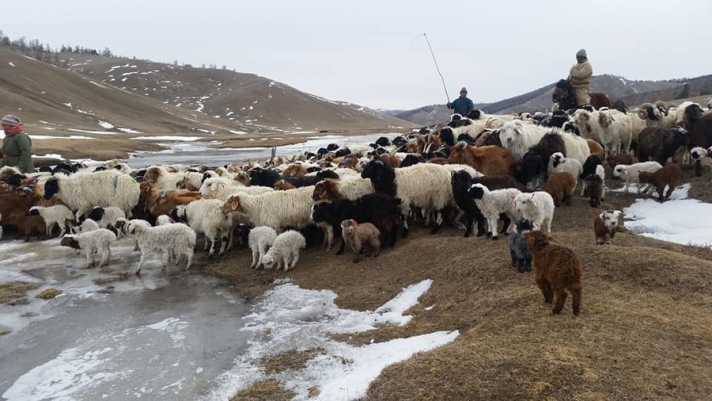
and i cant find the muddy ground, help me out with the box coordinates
[206,169,712,400]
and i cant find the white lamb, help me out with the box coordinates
[28,205,74,238]
[60,228,116,268]
[86,206,127,230]
[172,199,231,257]
[72,218,100,234]
[548,152,583,188]
[612,162,663,194]
[499,120,547,162]
[690,147,712,176]
[260,230,306,271]
[248,226,278,269]
[43,169,139,220]
[126,219,197,274]
[513,191,555,233]
[467,184,522,239]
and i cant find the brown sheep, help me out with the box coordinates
[539,172,576,206]
[638,163,683,202]
[582,174,603,207]
[526,231,583,316]
[312,179,343,202]
[282,163,308,177]
[607,153,633,168]
[139,182,201,217]
[473,129,502,147]
[586,139,605,160]
[447,142,515,176]
[4,213,45,241]
[340,219,381,263]
[337,157,360,170]
[594,210,622,245]
[273,179,297,191]
[175,179,200,191]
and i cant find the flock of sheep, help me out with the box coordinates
[0,96,710,316]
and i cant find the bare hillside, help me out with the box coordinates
[60,54,414,132]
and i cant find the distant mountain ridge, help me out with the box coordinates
[395,74,712,126]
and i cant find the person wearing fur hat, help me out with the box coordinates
[446,87,475,116]
[0,115,34,173]
[568,49,592,107]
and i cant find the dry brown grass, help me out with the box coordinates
[259,348,325,375]
[36,288,62,299]
[208,172,712,400]
[229,379,295,401]
[93,273,131,285]
[0,282,39,305]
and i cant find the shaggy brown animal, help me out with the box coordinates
[282,164,309,177]
[539,172,576,206]
[175,180,200,191]
[638,163,684,202]
[473,129,502,147]
[341,219,381,263]
[5,213,44,241]
[594,210,622,245]
[312,179,343,202]
[447,143,515,176]
[273,180,297,191]
[586,139,605,160]
[582,174,603,207]
[526,231,583,316]
[139,182,201,217]
[690,112,712,149]
[337,157,360,170]
[607,153,633,168]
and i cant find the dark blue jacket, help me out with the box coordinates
[448,97,475,116]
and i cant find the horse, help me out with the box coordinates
[552,79,613,112]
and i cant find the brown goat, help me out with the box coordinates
[638,163,683,202]
[312,179,343,202]
[282,163,308,177]
[473,129,502,147]
[273,179,297,191]
[582,174,604,207]
[586,139,605,160]
[5,213,45,241]
[337,157,360,170]
[539,172,576,206]
[447,143,515,176]
[139,182,201,217]
[594,210,622,245]
[341,219,381,263]
[526,231,583,316]
[607,153,633,168]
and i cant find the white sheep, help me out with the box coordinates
[155,214,175,226]
[199,176,272,201]
[248,226,278,269]
[28,205,74,238]
[553,129,591,164]
[142,165,185,190]
[513,191,555,233]
[690,147,712,176]
[499,120,547,162]
[72,218,101,234]
[43,169,139,220]
[548,152,583,188]
[612,162,663,194]
[636,102,677,130]
[467,184,522,239]
[126,219,197,274]
[222,186,315,232]
[597,109,633,156]
[318,176,374,201]
[261,230,306,271]
[172,199,231,258]
[60,228,116,268]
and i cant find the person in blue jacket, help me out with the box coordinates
[446,87,475,116]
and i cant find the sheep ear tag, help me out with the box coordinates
[353,220,358,226]
[506,223,516,234]
[533,222,541,230]
[509,194,516,200]
[22,186,32,193]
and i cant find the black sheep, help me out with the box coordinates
[439,127,456,147]
[580,154,603,180]
[315,169,340,181]
[451,170,486,237]
[249,168,280,187]
[232,224,251,247]
[637,127,689,165]
[376,137,391,147]
[400,154,425,168]
[508,218,533,273]
[515,132,566,187]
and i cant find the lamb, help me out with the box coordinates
[582,174,604,207]
[690,146,712,177]
[514,191,555,233]
[248,226,278,269]
[638,163,684,202]
[85,206,126,231]
[171,199,232,258]
[538,172,576,207]
[4,213,45,241]
[612,161,663,194]
[27,205,74,238]
[72,218,100,234]
[126,219,197,274]
[466,184,522,240]
[508,218,533,273]
[260,230,306,271]
[594,210,622,245]
[60,228,117,268]
[340,219,381,263]
[548,152,583,188]
[43,169,140,220]
[526,231,583,316]
[580,155,606,200]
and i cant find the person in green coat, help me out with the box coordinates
[0,115,34,173]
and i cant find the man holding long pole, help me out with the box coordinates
[446,87,475,116]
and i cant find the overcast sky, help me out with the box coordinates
[4,0,711,110]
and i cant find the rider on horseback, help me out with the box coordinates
[568,49,592,107]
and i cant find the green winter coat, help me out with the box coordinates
[0,133,34,173]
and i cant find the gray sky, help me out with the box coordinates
[4,0,712,110]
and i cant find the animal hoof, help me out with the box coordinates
[552,308,562,315]
[476,231,485,237]
[490,236,498,241]
[464,233,471,238]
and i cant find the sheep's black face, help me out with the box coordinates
[27,208,40,216]
[467,185,485,200]
[315,170,339,181]
[451,171,471,194]
[468,110,481,120]
[516,218,533,233]
[376,137,390,147]
[376,147,387,155]
[400,155,423,168]
[87,207,105,222]
[335,147,351,158]
[392,136,407,147]
[645,106,658,120]
[310,203,332,223]
[439,128,455,147]
[361,160,382,180]
[5,174,25,187]
[327,143,339,151]
[44,179,59,200]
[521,153,544,176]
[52,163,73,175]
[317,147,328,157]
[93,166,107,172]
[201,172,211,183]
[305,166,321,174]
[38,166,52,173]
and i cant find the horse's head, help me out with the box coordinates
[553,79,575,108]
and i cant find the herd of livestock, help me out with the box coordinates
[0,98,711,313]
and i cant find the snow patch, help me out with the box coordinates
[117,128,141,134]
[131,136,201,142]
[29,135,94,140]
[68,129,118,135]
[98,121,114,129]
[8,62,16,67]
